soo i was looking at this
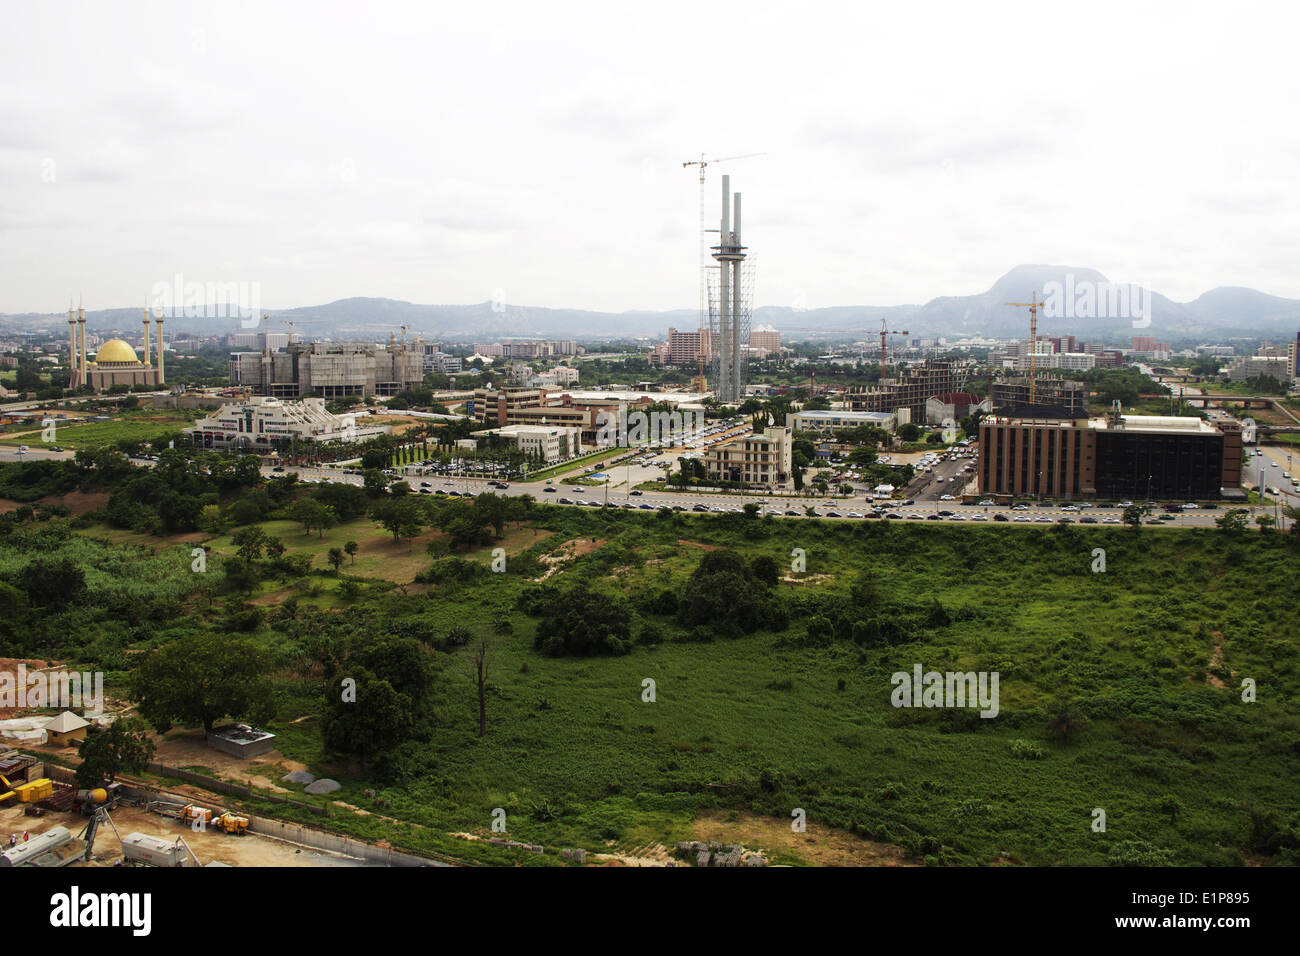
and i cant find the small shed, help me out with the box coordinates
[45,711,90,747]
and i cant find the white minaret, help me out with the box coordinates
[142,307,152,368]
[155,315,165,383]
[77,303,88,391]
[68,305,79,388]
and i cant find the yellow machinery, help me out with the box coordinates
[180,805,212,827]
[179,804,246,835]
[212,811,248,835]
[0,775,53,804]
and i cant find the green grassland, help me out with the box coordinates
[0,408,198,451]
[9,502,1299,866]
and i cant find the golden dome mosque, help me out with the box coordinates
[67,306,165,393]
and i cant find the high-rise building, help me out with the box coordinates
[847,359,973,422]
[229,340,424,399]
[978,414,1242,500]
[990,376,1088,418]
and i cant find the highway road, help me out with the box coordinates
[2,420,1290,531]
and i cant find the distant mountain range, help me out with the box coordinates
[5,266,1298,343]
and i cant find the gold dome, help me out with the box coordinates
[94,338,139,364]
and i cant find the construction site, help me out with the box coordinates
[0,752,431,868]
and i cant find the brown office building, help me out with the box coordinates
[979,415,1242,500]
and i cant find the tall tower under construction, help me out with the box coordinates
[709,175,749,404]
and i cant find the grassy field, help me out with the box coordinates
[0,409,197,450]
[208,511,1300,865]
[17,498,1300,866]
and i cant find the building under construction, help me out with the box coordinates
[229,339,424,399]
[990,376,1089,419]
[847,358,973,423]
[708,175,751,404]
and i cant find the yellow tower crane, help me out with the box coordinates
[1006,292,1046,406]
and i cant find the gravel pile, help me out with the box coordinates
[304,778,341,794]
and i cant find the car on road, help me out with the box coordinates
[543,486,557,493]
[940,494,955,501]
[558,497,573,504]
[993,513,1009,522]
[630,490,642,496]
[1116,500,1133,508]
[1080,516,1098,523]
[785,509,801,517]
[692,504,709,512]
[926,513,941,520]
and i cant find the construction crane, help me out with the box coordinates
[878,319,910,377]
[682,153,764,390]
[1005,292,1046,406]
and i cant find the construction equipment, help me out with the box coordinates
[0,826,76,867]
[879,319,910,377]
[212,811,249,835]
[79,801,124,863]
[0,774,53,805]
[162,802,247,835]
[1006,291,1046,406]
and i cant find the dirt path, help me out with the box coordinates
[692,811,915,866]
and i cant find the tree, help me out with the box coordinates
[1157,794,1182,824]
[327,547,345,573]
[290,498,337,538]
[75,717,157,788]
[1256,514,1277,534]
[131,633,277,734]
[18,558,86,610]
[198,504,224,534]
[1215,508,1250,535]
[898,423,921,442]
[1122,504,1144,530]
[362,468,388,497]
[473,636,491,736]
[344,540,358,564]
[232,525,268,562]
[372,496,425,546]
[1046,704,1087,745]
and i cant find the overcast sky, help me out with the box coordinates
[3,0,1298,316]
